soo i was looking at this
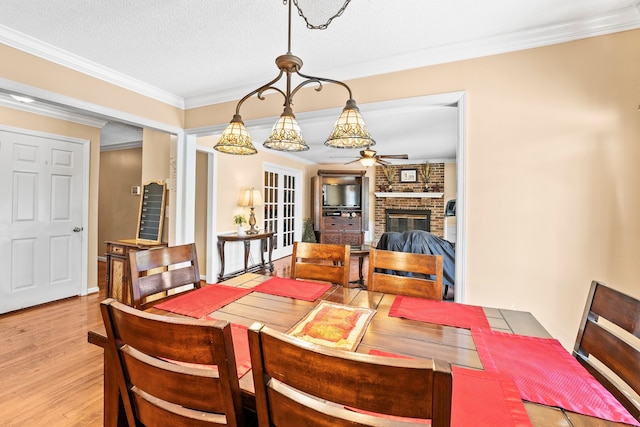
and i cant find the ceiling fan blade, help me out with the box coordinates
[344,158,361,165]
[378,154,409,159]
[376,158,390,165]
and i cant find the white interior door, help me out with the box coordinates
[0,130,84,313]
[263,164,302,260]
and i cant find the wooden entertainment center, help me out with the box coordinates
[311,170,369,245]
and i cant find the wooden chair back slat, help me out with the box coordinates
[573,281,640,422]
[129,243,201,309]
[249,322,452,427]
[100,299,244,426]
[368,248,443,299]
[290,241,350,287]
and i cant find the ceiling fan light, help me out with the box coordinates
[263,110,309,152]
[325,99,375,149]
[359,157,377,167]
[214,115,258,155]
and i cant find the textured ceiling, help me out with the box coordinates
[0,0,638,163]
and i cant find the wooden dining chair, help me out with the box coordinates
[248,322,452,427]
[100,298,245,427]
[129,242,202,309]
[290,241,351,287]
[573,280,640,421]
[367,248,444,299]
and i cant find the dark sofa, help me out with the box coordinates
[376,230,455,293]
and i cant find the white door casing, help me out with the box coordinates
[0,129,86,313]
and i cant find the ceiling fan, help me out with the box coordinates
[345,149,409,166]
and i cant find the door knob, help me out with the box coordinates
[73,226,84,232]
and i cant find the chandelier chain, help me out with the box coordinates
[288,0,352,30]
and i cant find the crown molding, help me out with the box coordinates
[100,140,143,152]
[0,96,108,128]
[0,25,185,109]
[1,6,639,111]
[184,6,640,108]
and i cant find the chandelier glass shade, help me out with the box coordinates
[263,106,309,151]
[325,99,375,149]
[215,115,257,155]
[214,0,372,155]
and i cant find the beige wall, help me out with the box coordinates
[0,106,101,289]
[98,148,143,255]
[141,128,173,243]
[2,28,639,348]
[210,145,312,233]
[195,150,209,275]
[187,29,640,348]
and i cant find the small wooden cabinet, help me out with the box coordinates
[105,239,167,305]
[312,170,369,245]
[321,216,363,245]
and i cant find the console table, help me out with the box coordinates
[217,231,274,281]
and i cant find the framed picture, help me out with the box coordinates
[400,169,417,183]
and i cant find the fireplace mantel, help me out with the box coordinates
[374,192,444,198]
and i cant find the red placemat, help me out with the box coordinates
[451,366,532,427]
[472,329,640,426]
[229,323,252,378]
[366,350,531,426]
[253,276,332,301]
[154,284,252,318]
[389,296,491,329]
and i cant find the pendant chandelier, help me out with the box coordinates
[214,0,375,155]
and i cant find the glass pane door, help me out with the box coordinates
[263,165,302,260]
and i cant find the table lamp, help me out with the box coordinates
[238,187,263,235]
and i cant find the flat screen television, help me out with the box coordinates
[323,183,360,208]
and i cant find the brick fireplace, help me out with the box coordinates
[373,163,445,243]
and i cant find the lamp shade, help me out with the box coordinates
[214,115,258,155]
[263,108,309,152]
[324,99,375,149]
[238,188,263,208]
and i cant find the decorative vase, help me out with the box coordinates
[237,225,246,236]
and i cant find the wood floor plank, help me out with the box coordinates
[0,256,293,426]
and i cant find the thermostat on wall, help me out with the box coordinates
[131,186,141,195]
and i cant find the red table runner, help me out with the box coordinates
[389,296,491,329]
[366,350,531,426]
[472,328,640,426]
[253,276,332,301]
[154,284,252,318]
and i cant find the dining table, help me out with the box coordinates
[88,272,635,427]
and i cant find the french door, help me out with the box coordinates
[263,164,302,260]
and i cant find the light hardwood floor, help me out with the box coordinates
[0,255,300,426]
[0,253,458,426]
